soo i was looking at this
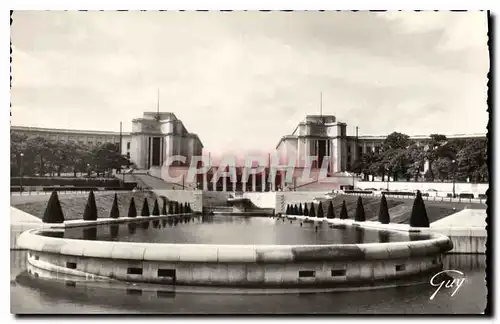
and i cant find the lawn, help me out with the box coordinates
[12,191,160,221]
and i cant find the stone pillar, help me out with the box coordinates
[261,172,265,192]
[203,172,208,191]
[232,181,237,193]
[242,181,246,192]
[222,177,227,192]
[271,171,276,192]
[212,175,217,191]
[252,173,257,192]
[149,137,153,169]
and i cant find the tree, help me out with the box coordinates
[109,193,119,219]
[83,191,98,221]
[378,194,390,224]
[42,191,65,223]
[355,196,366,222]
[456,138,488,182]
[128,197,137,218]
[161,197,168,215]
[294,204,298,215]
[303,203,309,216]
[285,204,290,215]
[425,134,448,181]
[326,201,334,218]
[381,132,412,181]
[168,201,174,214]
[309,203,316,217]
[340,200,348,219]
[92,143,130,177]
[409,191,430,227]
[317,202,324,218]
[406,142,426,181]
[141,198,150,216]
[298,203,303,215]
[152,199,160,216]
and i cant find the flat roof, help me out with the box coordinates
[11,125,131,136]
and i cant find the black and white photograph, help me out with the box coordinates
[9,9,490,315]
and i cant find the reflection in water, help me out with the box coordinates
[109,225,119,240]
[162,220,167,227]
[38,215,435,246]
[82,227,97,241]
[10,249,486,315]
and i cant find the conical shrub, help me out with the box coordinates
[355,196,366,222]
[294,204,299,215]
[317,202,324,218]
[184,202,189,213]
[303,203,309,216]
[179,203,184,214]
[298,203,303,215]
[161,197,168,215]
[168,201,174,214]
[188,203,192,213]
[42,191,65,223]
[128,197,137,218]
[410,191,430,227]
[83,190,98,221]
[152,199,160,216]
[141,198,150,216]
[174,201,179,214]
[378,194,390,224]
[109,193,120,219]
[326,201,334,219]
[340,200,348,219]
[285,205,290,215]
[309,203,316,217]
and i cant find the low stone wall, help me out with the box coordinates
[18,226,451,287]
[284,215,485,255]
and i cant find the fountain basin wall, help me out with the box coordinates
[18,229,452,287]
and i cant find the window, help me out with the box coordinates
[127,142,131,149]
[396,264,405,272]
[298,270,315,278]
[157,269,176,278]
[127,267,143,275]
[331,269,346,277]
[66,262,77,269]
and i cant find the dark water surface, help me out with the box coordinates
[11,250,486,314]
[38,215,428,245]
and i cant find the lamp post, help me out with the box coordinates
[20,153,24,194]
[452,159,456,198]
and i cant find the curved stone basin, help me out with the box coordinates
[17,214,453,288]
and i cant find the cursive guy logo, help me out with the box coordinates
[429,270,466,300]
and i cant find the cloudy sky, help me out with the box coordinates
[11,11,489,155]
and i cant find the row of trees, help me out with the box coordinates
[11,132,132,177]
[350,133,488,183]
[284,192,430,227]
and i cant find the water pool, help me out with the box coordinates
[37,215,430,245]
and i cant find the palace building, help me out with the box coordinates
[11,112,486,192]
